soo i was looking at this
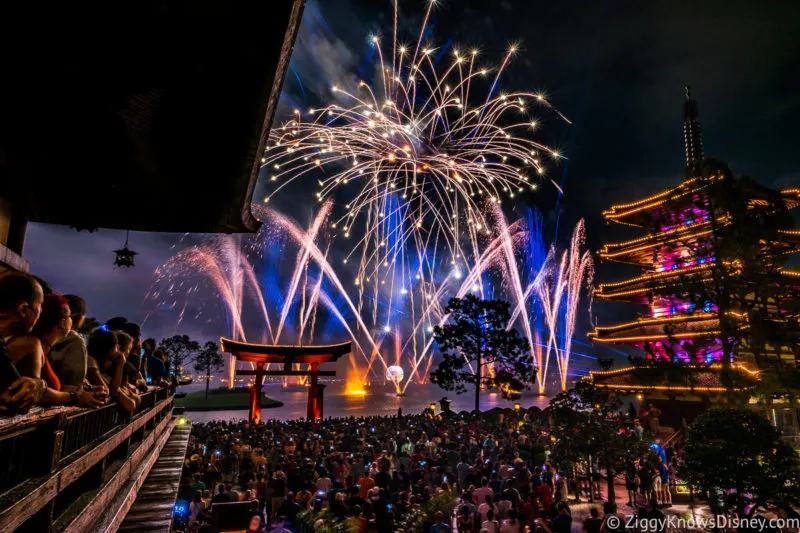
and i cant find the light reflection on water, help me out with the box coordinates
[182,381,552,423]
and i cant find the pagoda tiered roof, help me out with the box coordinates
[602,177,800,228]
[595,266,800,303]
[602,176,717,227]
[585,363,759,394]
[594,263,714,302]
[599,219,715,265]
[588,312,721,344]
[592,91,800,371]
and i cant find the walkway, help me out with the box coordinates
[568,481,713,533]
[117,421,192,533]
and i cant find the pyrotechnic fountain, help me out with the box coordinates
[150,205,593,394]
[538,220,594,391]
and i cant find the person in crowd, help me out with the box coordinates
[179,405,654,533]
[657,458,671,508]
[477,493,496,523]
[499,508,521,533]
[583,507,602,533]
[430,511,452,533]
[625,460,639,507]
[87,329,138,413]
[189,490,206,521]
[457,491,477,532]
[0,273,46,413]
[637,459,653,501]
[647,403,661,435]
[600,502,621,533]
[246,514,266,533]
[48,295,91,392]
[482,508,500,533]
[141,338,156,380]
[212,484,231,505]
[147,348,167,386]
[7,291,105,409]
[119,322,148,392]
[633,419,644,440]
[113,331,145,402]
[473,477,492,506]
[8,293,69,389]
[277,492,300,522]
[550,502,572,533]
[646,499,666,533]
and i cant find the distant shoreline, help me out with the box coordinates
[175,387,284,411]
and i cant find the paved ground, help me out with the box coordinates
[568,482,714,532]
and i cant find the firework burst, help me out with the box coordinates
[261,0,569,278]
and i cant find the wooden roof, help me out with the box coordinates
[585,363,758,393]
[0,0,305,233]
[219,338,351,364]
[589,313,720,343]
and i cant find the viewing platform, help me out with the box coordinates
[0,387,181,532]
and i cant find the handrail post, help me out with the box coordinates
[51,413,68,473]
[30,413,70,532]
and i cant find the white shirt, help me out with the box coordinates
[477,501,496,522]
[482,519,501,533]
[500,519,521,533]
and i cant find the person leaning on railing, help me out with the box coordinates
[0,273,105,412]
[50,294,109,401]
[88,329,139,413]
[0,273,46,413]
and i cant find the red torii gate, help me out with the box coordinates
[219,338,351,423]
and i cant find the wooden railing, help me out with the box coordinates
[0,387,174,532]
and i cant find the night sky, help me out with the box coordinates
[24,0,800,362]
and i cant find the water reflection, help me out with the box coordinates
[183,381,552,423]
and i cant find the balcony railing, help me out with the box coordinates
[0,387,174,532]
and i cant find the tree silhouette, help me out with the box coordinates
[682,407,800,517]
[159,334,201,375]
[430,295,534,413]
[193,341,225,399]
[549,381,650,504]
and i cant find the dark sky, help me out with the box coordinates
[24,0,800,355]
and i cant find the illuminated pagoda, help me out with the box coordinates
[586,87,800,411]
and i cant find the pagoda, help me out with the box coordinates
[586,88,800,408]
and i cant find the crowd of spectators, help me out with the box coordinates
[177,409,649,533]
[0,271,173,416]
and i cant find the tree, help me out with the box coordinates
[549,381,650,504]
[430,295,534,413]
[159,334,201,374]
[655,160,796,366]
[193,341,225,399]
[682,407,800,517]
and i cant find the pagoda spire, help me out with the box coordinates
[683,85,704,172]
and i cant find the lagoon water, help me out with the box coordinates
[180,380,552,423]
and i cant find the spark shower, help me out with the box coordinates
[148,0,594,395]
[150,205,593,394]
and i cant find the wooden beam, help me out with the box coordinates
[237,370,336,377]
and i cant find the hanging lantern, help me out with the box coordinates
[113,230,138,268]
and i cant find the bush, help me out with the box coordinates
[397,492,458,533]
